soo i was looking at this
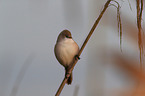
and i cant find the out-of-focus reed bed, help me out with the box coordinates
[108,1,144,95]
[104,52,145,96]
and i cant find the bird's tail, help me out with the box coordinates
[67,73,72,85]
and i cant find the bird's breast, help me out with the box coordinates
[55,39,79,67]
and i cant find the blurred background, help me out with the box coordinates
[0,0,145,96]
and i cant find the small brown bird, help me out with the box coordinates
[54,30,79,84]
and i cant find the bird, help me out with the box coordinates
[54,30,79,85]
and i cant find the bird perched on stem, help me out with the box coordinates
[54,30,79,85]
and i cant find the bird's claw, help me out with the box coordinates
[75,55,80,60]
[65,72,71,78]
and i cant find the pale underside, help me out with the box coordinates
[55,38,79,67]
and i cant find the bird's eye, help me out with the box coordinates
[66,35,72,38]
[66,36,69,38]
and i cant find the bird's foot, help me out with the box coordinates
[75,55,80,60]
[65,72,71,78]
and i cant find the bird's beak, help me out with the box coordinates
[68,36,72,38]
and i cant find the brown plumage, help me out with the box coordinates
[54,30,79,84]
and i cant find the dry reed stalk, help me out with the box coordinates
[55,0,112,96]
[73,85,79,96]
[136,0,144,70]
